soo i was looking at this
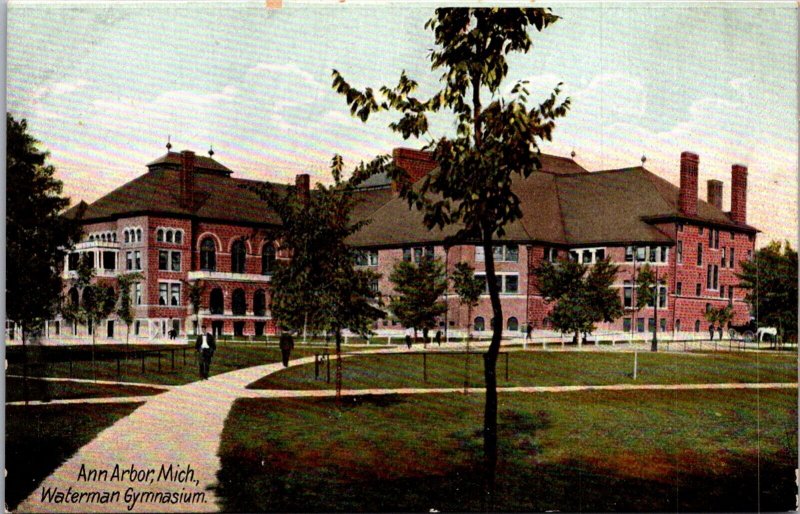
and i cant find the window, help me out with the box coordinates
[403,248,412,262]
[705,303,711,313]
[170,283,180,306]
[369,279,379,294]
[159,283,168,305]
[474,317,485,332]
[721,248,726,268]
[136,228,142,242]
[159,250,168,270]
[695,320,701,332]
[124,231,130,243]
[231,240,247,273]
[355,250,379,266]
[253,290,267,316]
[696,283,702,296]
[134,251,141,270]
[728,286,734,301]
[165,230,173,243]
[175,231,183,244]
[583,249,592,263]
[623,281,633,308]
[595,248,605,262]
[659,247,668,263]
[569,250,579,262]
[697,243,703,266]
[126,252,133,271]
[623,318,632,332]
[675,320,681,332]
[158,250,181,272]
[200,238,216,271]
[729,231,735,241]
[68,253,79,270]
[636,247,646,261]
[699,226,704,235]
[134,283,142,305]
[414,247,423,262]
[636,318,644,333]
[648,318,655,332]
[747,249,752,261]
[649,246,657,262]
[706,264,719,290]
[660,318,667,332]
[544,247,558,262]
[729,248,734,268]
[503,245,519,262]
[209,288,224,314]
[625,246,633,262]
[102,251,116,270]
[157,229,164,242]
[262,244,276,275]
[505,275,519,294]
[677,222,684,232]
[171,251,181,272]
[720,286,725,298]
[232,289,246,315]
[658,286,667,308]
[676,282,682,296]
[507,317,519,332]
[68,287,79,306]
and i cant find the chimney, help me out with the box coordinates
[707,179,723,211]
[679,151,699,216]
[179,150,195,209]
[730,164,748,224]
[295,174,310,207]
[392,148,437,186]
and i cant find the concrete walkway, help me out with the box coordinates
[14,345,798,513]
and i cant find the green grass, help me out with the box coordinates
[248,351,797,390]
[7,343,323,386]
[5,377,165,403]
[217,389,797,512]
[6,402,144,511]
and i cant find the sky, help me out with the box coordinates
[7,2,798,247]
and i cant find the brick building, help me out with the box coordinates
[53,145,756,341]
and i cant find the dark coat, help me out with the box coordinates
[195,332,216,354]
[279,333,295,351]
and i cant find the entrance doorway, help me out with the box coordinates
[233,321,245,337]
[254,321,266,337]
[106,320,114,338]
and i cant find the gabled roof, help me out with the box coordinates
[147,151,233,176]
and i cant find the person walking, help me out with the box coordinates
[279,331,295,367]
[708,324,715,341]
[526,323,533,341]
[195,325,216,379]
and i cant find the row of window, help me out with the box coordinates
[403,246,435,263]
[123,228,143,244]
[622,282,668,309]
[67,251,117,271]
[473,316,520,332]
[88,231,117,243]
[200,238,276,274]
[355,250,379,266]
[156,228,184,244]
[624,246,669,263]
[569,247,605,264]
[474,273,519,294]
[675,281,734,301]
[476,245,519,263]
[159,250,182,272]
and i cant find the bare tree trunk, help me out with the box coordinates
[482,232,503,512]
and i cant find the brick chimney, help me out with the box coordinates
[679,151,699,216]
[295,174,310,207]
[707,179,723,211]
[179,150,195,209]
[392,148,437,185]
[730,164,748,224]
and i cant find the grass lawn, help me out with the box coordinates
[5,377,165,403]
[5,402,144,511]
[7,343,324,386]
[217,389,797,512]
[248,351,797,390]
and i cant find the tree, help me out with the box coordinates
[635,263,667,352]
[389,256,448,344]
[332,9,569,499]
[117,272,144,350]
[184,279,204,335]
[704,305,733,334]
[738,241,798,341]
[7,113,82,401]
[249,155,385,399]
[451,261,484,340]
[535,258,623,344]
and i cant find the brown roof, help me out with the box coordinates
[147,151,233,175]
[537,154,589,175]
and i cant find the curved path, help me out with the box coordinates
[15,346,797,513]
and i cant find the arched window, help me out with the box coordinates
[253,289,267,316]
[209,288,224,314]
[166,230,173,243]
[112,232,117,242]
[82,286,96,310]
[232,289,246,315]
[175,231,183,244]
[136,228,142,242]
[124,231,130,243]
[200,238,216,271]
[694,320,701,332]
[101,234,107,242]
[262,244,276,275]
[157,229,164,242]
[474,316,485,332]
[231,240,247,274]
[507,317,519,332]
[89,235,95,242]
[68,287,79,306]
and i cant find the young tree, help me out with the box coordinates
[184,279,204,335]
[7,113,82,400]
[332,9,569,495]
[536,258,623,345]
[635,263,667,352]
[389,256,448,344]
[451,261,484,340]
[117,272,144,351]
[704,305,733,338]
[738,241,798,340]
[249,155,385,399]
